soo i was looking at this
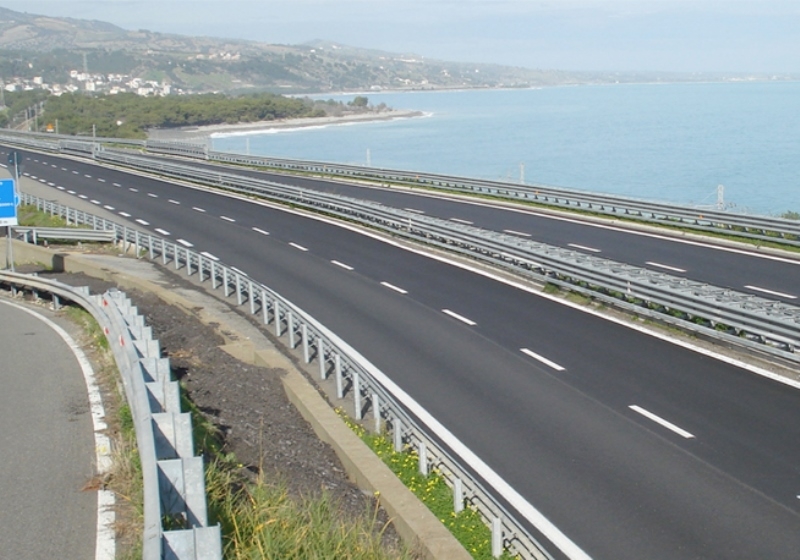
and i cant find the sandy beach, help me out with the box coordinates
[147,109,425,142]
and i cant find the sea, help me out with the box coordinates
[210,82,800,217]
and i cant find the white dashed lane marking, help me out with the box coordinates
[289,242,309,252]
[177,239,194,247]
[442,309,476,326]
[331,260,353,271]
[381,282,408,294]
[520,348,566,371]
[629,405,695,439]
[252,227,270,236]
[155,228,170,236]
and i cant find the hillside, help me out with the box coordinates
[1,6,776,94]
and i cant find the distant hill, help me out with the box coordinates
[0,7,791,94]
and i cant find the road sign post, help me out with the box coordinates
[1,178,18,271]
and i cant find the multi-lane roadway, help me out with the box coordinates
[5,146,800,559]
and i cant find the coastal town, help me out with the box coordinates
[2,65,176,99]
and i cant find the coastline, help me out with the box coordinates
[147,109,426,142]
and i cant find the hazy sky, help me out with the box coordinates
[2,0,799,72]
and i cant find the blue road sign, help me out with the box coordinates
[0,178,18,227]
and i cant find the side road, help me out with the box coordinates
[0,298,99,560]
[4,238,471,560]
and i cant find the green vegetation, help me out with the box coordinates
[5,91,379,138]
[179,387,412,560]
[17,204,68,227]
[337,410,515,560]
[40,92,334,138]
[781,210,800,220]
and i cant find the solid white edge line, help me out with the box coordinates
[568,243,601,253]
[289,242,309,252]
[629,405,695,439]
[1,301,115,560]
[646,261,687,273]
[252,227,270,236]
[404,207,426,214]
[744,285,797,300]
[450,217,474,225]
[381,281,408,294]
[331,260,354,271]
[442,309,476,326]
[520,348,566,371]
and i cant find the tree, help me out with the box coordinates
[349,95,369,108]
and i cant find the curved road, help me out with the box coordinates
[6,148,800,559]
[0,299,96,560]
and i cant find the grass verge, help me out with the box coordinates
[180,388,414,560]
[336,409,516,560]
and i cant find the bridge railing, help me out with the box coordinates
[20,192,569,560]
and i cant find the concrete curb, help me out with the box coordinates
[4,239,472,560]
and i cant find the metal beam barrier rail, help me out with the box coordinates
[0,270,222,560]
[19,192,564,560]
[87,152,800,364]
[12,226,116,244]
[149,142,800,249]
[3,130,800,248]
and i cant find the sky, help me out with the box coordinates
[2,0,799,73]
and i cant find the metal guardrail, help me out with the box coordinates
[19,192,567,560]
[12,226,116,244]
[0,270,222,560]
[85,149,800,363]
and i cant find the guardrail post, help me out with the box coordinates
[274,300,282,336]
[175,246,181,270]
[148,234,155,260]
[335,354,343,399]
[353,370,362,420]
[318,338,326,379]
[261,290,269,324]
[372,394,380,433]
[198,255,205,283]
[134,231,140,257]
[492,518,503,558]
[454,478,464,513]
[302,325,310,363]
[419,441,428,476]
[187,251,193,276]
[288,311,295,348]
[249,281,256,315]
[394,418,403,452]
[222,267,229,297]
[236,275,243,306]
[211,261,218,290]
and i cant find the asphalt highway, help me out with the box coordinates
[6,148,800,559]
[147,154,800,302]
[0,299,96,560]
